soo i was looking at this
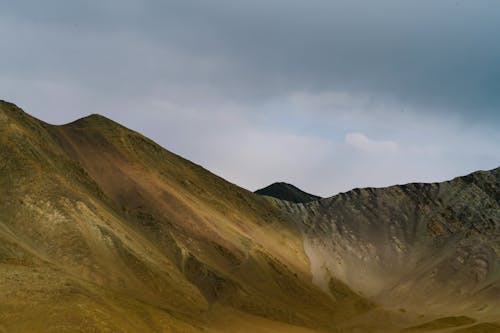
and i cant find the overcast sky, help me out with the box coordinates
[1,0,499,196]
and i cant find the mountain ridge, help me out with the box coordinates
[0,101,371,332]
[1,100,499,333]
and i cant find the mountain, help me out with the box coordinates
[255,182,321,203]
[0,100,499,333]
[277,170,500,314]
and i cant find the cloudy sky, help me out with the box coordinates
[1,0,499,196]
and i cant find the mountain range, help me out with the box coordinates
[0,100,498,333]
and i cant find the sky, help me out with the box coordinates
[1,0,499,196]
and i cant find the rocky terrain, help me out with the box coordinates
[0,100,498,332]
[276,168,500,317]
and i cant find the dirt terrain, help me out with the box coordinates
[0,100,498,332]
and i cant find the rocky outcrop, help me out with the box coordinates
[276,168,500,316]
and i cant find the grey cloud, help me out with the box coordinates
[0,1,499,195]
[2,0,500,117]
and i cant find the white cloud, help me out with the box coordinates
[344,132,399,154]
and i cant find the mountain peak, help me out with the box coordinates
[0,100,28,120]
[255,182,321,203]
[1,102,499,332]
[63,113,123,130]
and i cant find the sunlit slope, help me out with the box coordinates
[52,112,373,328]
[0,101,373,332]
[2,99,498,332]
[0,101,209,332]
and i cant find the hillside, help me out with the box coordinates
[275,168,500,332]
[255,182,321,203]
[0,101,372,332]
[0,100,499,333]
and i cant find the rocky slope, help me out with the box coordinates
[275,168,500,322]
[0,100,498,332]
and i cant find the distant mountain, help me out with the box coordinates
[0,99,499,333]
[255,182,321,203]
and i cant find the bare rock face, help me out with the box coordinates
[275,168,500,316]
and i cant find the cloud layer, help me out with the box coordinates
[1,0,499,195]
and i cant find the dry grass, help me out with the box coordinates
[1,100,498,332]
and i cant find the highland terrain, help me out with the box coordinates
[0,100,498,332]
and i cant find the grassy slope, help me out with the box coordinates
[0,101,373,332]
[1,100,498,332]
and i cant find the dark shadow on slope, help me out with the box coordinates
[255,182,321,203]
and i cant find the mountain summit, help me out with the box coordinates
[1,100,499,333]
[255,182,321,203]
